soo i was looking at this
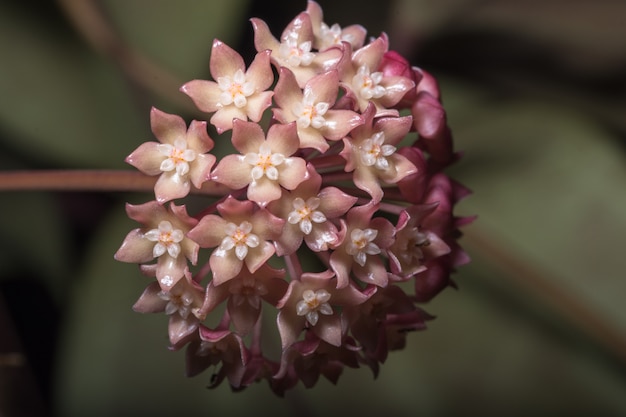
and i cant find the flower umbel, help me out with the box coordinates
[115,1,473,394]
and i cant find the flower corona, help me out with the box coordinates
[115,1,472,394]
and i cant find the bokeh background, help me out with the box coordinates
[1,0,625,416]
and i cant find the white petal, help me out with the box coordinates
[235,244,249,260]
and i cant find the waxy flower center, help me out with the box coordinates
[353,65,386,100]
[399,227,431,264]
[319,23,354,50]
[346,228,381,266]
[217,69,255,108]
[244,143,285,181]
[144,220,184,258]
[157,138,196,176]
[293,90,329,129]
[229,276,268,309]
[158,290,194,319]
[360,132,396,170]
[279,33,314,67]
[287,196,327,235]
[220,221,260,260]
[296,289,333,326]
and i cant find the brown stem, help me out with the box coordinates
[0,170,230,196]
[465,226,626,367]
[56,0,197,114]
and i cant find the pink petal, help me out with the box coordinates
[114,229,156,264]
[317,186,357,219]
[132,282,166,313]
[150,107,186,145]
[125,142,163,175]
[273,67,303,114]
[321,109,363,140]
[180,80,222,113]
[168,315,199,345]
[189,153,216,189]
[244,241,276,274]
[244,91,274,122]
[185,120,214,154]
[250,18,280,53]
[306,70,339,104]
[277,309,305,349]
[154,171,190,204]
[248,177,282,206]
[278,158,308,190]
[210,154,251,190]
[312,315,343,347]
[266,122,300,157]
[353,165,383,203]
[187,214,228,248]
[210,249,244,286]
[231,119,266,154]
[352,34,388,71]
[210,39,245,80]
[246,49,274,91]
[210,106,247,134]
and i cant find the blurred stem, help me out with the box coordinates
[0,170,229,196]
[56,0,196,113]
[465,226,626,367]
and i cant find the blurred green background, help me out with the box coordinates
[1,0,625,416]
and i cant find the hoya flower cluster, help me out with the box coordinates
[115,1,472,394]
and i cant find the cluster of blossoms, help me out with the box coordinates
[115,1,472,394]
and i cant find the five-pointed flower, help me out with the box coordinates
[273,68,363,152]
[251,12,343,87]
[268,165,357,255]
[132,269,205,345]
[338,34,415,116]
[210,120,308,206]
[330,203,395,288]
[125,108,216,204]
[181,39,274,133]
[187,196,284,285]
[341,103,418,202]
[114,200,199,290]
[276,270,369,349]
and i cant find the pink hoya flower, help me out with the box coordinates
[200,264,288,335]
[180,39,274,134]
[125,108,216,204]
[338,34,416,117]
[210,120,308,206]
[186,196,284,285]
[306,0,367,51]
[132,269,205,345]
[276,269,369,349]
[329,202,396,289]
[273,67,363,152]
[268,165,357,255]
[251,11,343,87]
[116,0,472,393]
[114,200,198,290]
[340,103,418,202]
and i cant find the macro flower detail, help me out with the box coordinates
[211,120,308,206]
[251,11,343,87]
[287,197,326,235]
[181,39,274,133]
[273,68,363,151]
[345,227,381,266]
[144,220,184,258]
[116,0,472,393]
[125,108,216,204]
[115,201,198,290]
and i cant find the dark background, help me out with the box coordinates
[1,0,625,416]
